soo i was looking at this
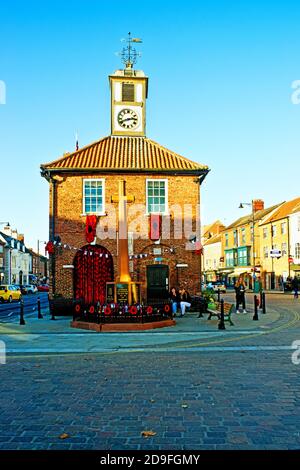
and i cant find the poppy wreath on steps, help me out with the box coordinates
[85,215,98,243]
[130,305,138,315]
[89,305,95,314]
[74,303,81,314]
[164,304,171,314]
[104,305,112,316]
[146,306,153,315]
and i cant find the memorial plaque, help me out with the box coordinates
[106,283,115,303]
[116,283,129,304]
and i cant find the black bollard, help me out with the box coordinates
[19,299,25,325]
[217,289,221,302]
[262,292,266,314]
[37,296,43,319]
[253,295,259,321]
[50,302,56,321]
[218,299,226,330]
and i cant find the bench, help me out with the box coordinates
[207,301,234,326]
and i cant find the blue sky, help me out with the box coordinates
[1,0,300,249]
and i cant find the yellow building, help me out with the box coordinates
[220,201,281,288]
[202,221,225,282]
[259,197,300,289]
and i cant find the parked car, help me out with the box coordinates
[205,281,227,293]
[37,284,49,292]
[22,284,38,295]
[0,285,22,303]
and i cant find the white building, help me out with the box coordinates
[0,225,31,284]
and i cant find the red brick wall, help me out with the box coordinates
[48,173,202,300]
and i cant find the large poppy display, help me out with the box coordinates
[73,245,114,304]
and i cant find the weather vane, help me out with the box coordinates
[119,32,142,68]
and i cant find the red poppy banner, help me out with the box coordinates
[149,214,161,241]
[85,215,97,243]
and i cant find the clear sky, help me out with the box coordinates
[1,0,300,249]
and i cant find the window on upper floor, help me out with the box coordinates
[237,247,250,266]
[263,227,268,239]
[83,179,105,215]
[295,243,300,258]
[225,249,237,267]
[225,233,229,247]
[271,224,277,237]
[146,179,168,214]
[0,246,3,253]
[241,228,246,245]
[263,246,268,258]
[225,251,234,267]
[281,222,287,235]
[233,230,238,246]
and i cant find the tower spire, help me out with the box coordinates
[119,32,142,69]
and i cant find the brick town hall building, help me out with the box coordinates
[41,40,209,314]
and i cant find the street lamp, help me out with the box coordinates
[239,201,256,289]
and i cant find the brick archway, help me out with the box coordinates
[73,245,114,304]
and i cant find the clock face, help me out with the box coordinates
[117,108,139,129]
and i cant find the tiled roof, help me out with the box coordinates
[202,220,225,238]
[261,197,300,224]
[204,233,222,246]
[225,204,283,230]
[41,136,208,174]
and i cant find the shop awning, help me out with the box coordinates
[290,263,300,271]
[228,268,252,278]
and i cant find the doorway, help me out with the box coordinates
[147,264,169,302]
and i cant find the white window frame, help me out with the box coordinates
[146,179,168,215]
[82,178,106,216]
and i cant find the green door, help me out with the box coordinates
[147,265,169,302]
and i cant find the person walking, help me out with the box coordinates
[169,287,179,317]
[235,278,247,313]
[179,288,191,316]
[292,276,299,299]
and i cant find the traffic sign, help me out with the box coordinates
[270,249,281,258]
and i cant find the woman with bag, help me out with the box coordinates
[235,278,247,313]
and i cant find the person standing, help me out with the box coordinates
[235,278,247,313]
[292,276,299,299]
[179,288,191,316]
[169,287,179,316]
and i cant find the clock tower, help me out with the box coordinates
[109,33,148,137]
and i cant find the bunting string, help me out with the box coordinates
[45,240,175,258]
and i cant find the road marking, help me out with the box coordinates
[6,345,296,355]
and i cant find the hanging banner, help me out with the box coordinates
[149,214,161,241]
[85,215,97,243]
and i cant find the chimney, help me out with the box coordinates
[253,199,264,212]
[11,229,18,240]
[2,225,12,237]
[17,234,24,244]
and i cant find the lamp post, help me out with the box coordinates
[239,201,256,290]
